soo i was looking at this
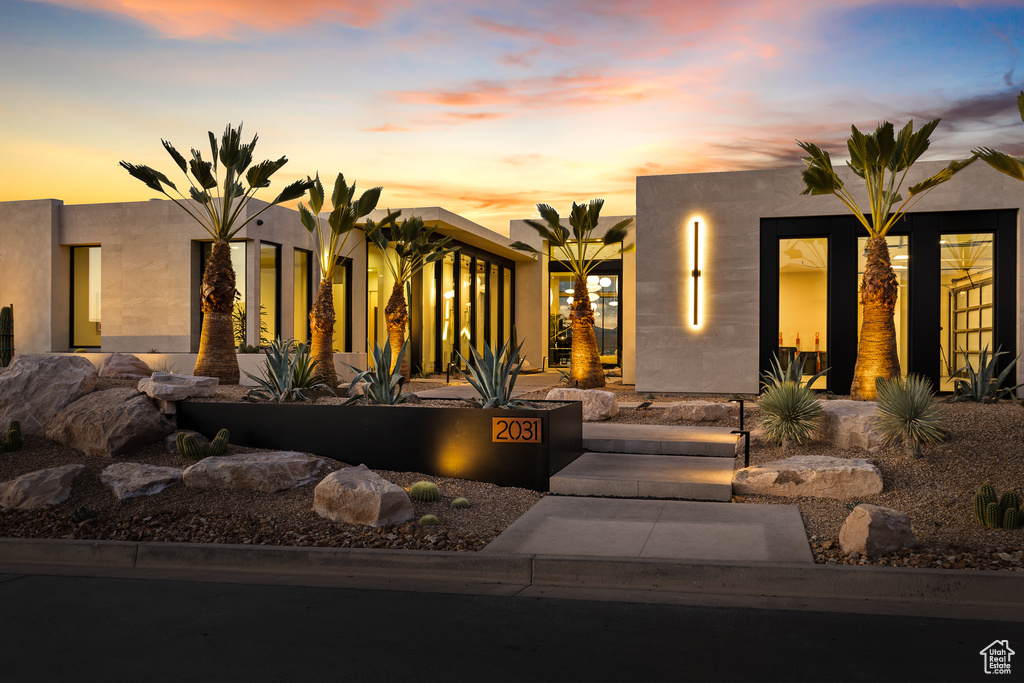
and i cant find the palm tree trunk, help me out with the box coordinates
[570,277,605,389]
[850,236,900,400]
[194,239,240,384]
[385,281,409,378]
[309,278,337,386]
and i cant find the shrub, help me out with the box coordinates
[342,339,407,405]
[874,374,946,458]
[758,381,822,450]
[418,514,441,527]
[951,345,1022,403]
[456,335,528,408]
[244,338,331,402]
[761,351,828,390]
[409,481,440,502]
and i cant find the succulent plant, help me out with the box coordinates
[176,429,229,462]
[456,335,528,408]
[979,483,998,506]
[418,514,440,527]
[874,374,946,458]
[244,338,331,402]
[409,481,440,502]
[6,419,21,452]
[985,501,1003,529]
[1000,491,1021,514]
[950,344,1022,403]
[450,497,471,509]
[342,339,407,405]
[1003,507,1021,530]
[757,381,823,450]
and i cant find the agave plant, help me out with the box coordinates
[243,338,330,402]
[950,345,1022,403]
[343,339,407,404]
[874,374,945,458]
[761,351,828,389]
[456,336,527,408]
[758,381,823,451]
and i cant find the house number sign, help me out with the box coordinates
[492,417,542,443]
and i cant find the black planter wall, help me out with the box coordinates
[177,400,583,492]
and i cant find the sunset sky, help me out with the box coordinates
[2,0,1023,234]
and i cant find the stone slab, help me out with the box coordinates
[550,453,733,501]
[483,496,812,564]
[583,423,739,457]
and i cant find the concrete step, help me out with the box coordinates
[583,423,740,458]
[550,452,734,502]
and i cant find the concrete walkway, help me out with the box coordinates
[551,452,734,501]
[484,496,812,564]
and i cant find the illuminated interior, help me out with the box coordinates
[293,249,311,345]
[332,257,349,353]
[856,236,909,379]
[939,233,994,391]
[548,272,620,367]
[259,243,279,343]
[71,245,101,347]
[778,237,827,388]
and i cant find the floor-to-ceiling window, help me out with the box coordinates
[71,246,101,348]
[260,243,280,344]
[332,257,351,353]
[293,249,312,345]
[777,238,828,388]
[459,253,472,362]
[940,233,995,391]
[200,240,247,345]
[548,241,623,368]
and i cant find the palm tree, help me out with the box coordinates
[974,91,1024,186]
[798,120,974,400]
[298,173,382,386]
[365,213,458,378]
[510,200,633,389]
[121,123,312,383]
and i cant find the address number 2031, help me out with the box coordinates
[492,417,542,443]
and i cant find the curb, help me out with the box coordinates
[1,537,1022,618]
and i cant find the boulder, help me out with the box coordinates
[732,455,883,499]
[662,400,739,423]
[0,464,85,510]
[313,464,414,527]
[165,430,208,456]
[99,462,183,500]
[46,387,175,458]
[545,388,619,421]
[814,400,884,451]
[0,354,97,436]
[138,373,218,402]
[839,504,919,557]
[345,381,368,397]
[183,452,326,493]
[98,353,152,380]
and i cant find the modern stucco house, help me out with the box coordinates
[2,157,1022,395]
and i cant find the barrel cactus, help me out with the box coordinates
[176,429,229,462]
[409,481,440,502]
[1003,507,1021,530]
[418,514,441,527]
[450,497,471,509]
[985,501,1003,529]
[1000,491,1021,514]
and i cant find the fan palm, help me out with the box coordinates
[510,199,632,389]
[797,120,974,400]
[973,91,1024,183]
[365,213,459,378]
[298,173,382,386]
[120,123,312,383]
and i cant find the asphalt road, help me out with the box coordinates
[1,573,1019,682]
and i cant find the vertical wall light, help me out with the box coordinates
[691,219,702,327]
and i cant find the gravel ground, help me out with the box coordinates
[2,378,1021,571]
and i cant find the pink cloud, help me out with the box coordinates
[36,0,403,38]
[362,123,413,132]
[471,17,573,47]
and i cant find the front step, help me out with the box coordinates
[583,423,740,458]
[551,452,734,501]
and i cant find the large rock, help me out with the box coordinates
[0,465,85,510]
[99,462,183,500]
[183,452,326,493]
[545,388,619,421]
[0,355,97,436]
[313,464,414,527]
[138,373,218,401]
[662,400,739,423]
[732,455,883,499]
[98,353,152,380]
[839,504,919,557]
[46,387,175,457]
[814,400,884,451]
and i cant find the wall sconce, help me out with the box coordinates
[691,220,702,326]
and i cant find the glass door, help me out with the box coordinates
[939,233,994,391]
[778,237,828,388]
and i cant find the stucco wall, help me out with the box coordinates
[635,160,1024,394]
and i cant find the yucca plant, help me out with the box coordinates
[456,336,528,408]
[243,338,330,402]
[761,351,828,389]
[758,381,823,451]
[951,345,1022,403]
[874,374,946,458]
[343,339,408,404]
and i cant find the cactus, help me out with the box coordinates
[176,429,229,462]
[418,514,440,527]
[0,305,13,367]
[985,501,1003,529]
[450,497,471,509]
[974,493,988,525]
[207,428,230,458]
[979,483,997,506]
[1003,507,1021,530]
[409,481,440,502]
[1000,491,1020,513]
[6,419,21,451]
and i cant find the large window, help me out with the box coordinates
[940,233,994,391]
[201,241,246,345]
[777,238,828,387]
[367,245,397,352]
[548,272,621,367]
[260,243,280,343]
[857,236,909,381]
[332,258,351,353]
[71,246,101,348]
[293,249,312,345]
